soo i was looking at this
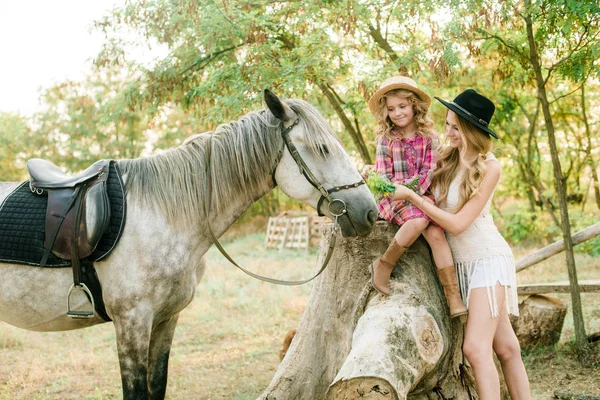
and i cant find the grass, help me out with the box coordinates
[0,231,598,399]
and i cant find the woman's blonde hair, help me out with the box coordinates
[374,89,435,140]
[432,111,494,211]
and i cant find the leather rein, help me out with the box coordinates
[203,118,365,285]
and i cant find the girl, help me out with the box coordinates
[392,89,531,398]
[365,76,467,318]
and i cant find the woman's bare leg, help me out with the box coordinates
[463,284,504,399]
[493,305,531,399]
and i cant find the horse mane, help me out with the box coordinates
[118,98,342,230]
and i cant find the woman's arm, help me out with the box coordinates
[393,160,501,236]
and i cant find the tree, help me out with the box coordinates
[95,1,375,163]
[0,112,35,181]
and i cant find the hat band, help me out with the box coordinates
[450,102,489,127]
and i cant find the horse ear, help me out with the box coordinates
[264,89,297,122]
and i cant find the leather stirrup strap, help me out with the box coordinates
[40,185,83,267]
[203,135,337,286]
[70,188,85,286]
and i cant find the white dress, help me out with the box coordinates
[440,153,519,317]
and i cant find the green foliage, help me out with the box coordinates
[495,204,553,246]
[568,209,600,256]
[0,112,32,181]
[366,171,395,200]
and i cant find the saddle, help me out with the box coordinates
[27,158,112,319]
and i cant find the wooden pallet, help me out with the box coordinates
[284,217,310,250]
[265,215,311,250]
[517,280,600,295]
[265,217,291,250]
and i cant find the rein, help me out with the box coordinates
[203,118,364,286]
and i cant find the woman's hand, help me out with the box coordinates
[391,183,414,201]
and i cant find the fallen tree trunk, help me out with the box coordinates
[259,221,478,399]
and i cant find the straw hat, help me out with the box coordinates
[368,76,431,116]
[435,89,498,139]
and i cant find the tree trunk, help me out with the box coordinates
[259,221,478,400]
[581,85,600,210]
[523,1,587,347]
[510,295,567,350]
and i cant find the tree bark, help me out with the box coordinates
[259,221,478,400]
[523,1,587,346]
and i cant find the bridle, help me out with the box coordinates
[203,117,365,285]
[278,118,365,217]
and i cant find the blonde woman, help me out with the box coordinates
[364,76,466,318]
[392,89,531,399]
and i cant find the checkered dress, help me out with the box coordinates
[375,132,437,226]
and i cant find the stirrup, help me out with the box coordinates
[66,283,96,319]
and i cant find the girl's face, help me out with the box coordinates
[445,110,463,149]
[385,95,415,130]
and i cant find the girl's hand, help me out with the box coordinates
[391,183,414,200]
[361,164,375,179]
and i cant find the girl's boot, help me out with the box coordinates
[437,265,468,318]
[369,240,407,295]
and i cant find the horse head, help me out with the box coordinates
[265,90,377,237]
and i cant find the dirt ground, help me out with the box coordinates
[523,343,600,399]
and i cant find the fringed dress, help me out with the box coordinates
[441,153,519,317]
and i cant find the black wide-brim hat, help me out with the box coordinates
[434,89,498,139]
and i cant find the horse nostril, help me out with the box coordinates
[367,209,376,225]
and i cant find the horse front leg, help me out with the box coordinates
[114,310,153,399]
[148,314,180,400]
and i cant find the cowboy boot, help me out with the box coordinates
[369,240,407,295]
[437,265,468,318]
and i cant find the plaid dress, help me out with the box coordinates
[375,132,437,226]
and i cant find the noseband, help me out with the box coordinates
[203,117,365,285]
[277,118,365,217]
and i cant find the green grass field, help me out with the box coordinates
[0,232,598,399]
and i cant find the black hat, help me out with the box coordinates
[435,89,498,139]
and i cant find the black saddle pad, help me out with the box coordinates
[0,161,127,267]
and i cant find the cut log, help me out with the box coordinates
[259,221,480,400]
[510,295,567,350]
